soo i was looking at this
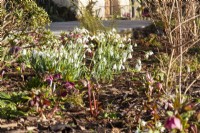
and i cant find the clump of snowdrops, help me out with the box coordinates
[21,28,133,82]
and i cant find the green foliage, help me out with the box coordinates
[0,92,28,119]
[21,28,132,82]
[0,0,52,71]
[76,0,107,34]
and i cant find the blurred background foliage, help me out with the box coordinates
[34,0,77,21]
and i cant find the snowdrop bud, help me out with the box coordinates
[99,55,102,59]
[22,49,27,55]
[53,83,56,93]
[128,53,132,59]
[148,51,154,56]
[110,50,114,56]
[141,120,147,126]
[74,53,78,59]
[113,64,117,70]
[87,48,92,53]
[116,34,120,38]
[134,43,137,47]
[83,44,88,48]
[60,45,64,49]
[75,63,78,68]
[60,52,63,57]
[128,45,133,52]
[121,65,125,70]
[103,58,107,64]
[112,28,116,33]
[119,43,125,48]
[135,59,142,72]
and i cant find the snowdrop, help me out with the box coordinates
[103,58,107,65]
[128,53,132,59]
[128,45,133,52]
[135,58,142,72]
[110,50,114,56]
[22,49,27,55]
[145,51,154,59]
[74,53,78,59]
[122,52,127,62]
[119,43,125,48]
[113,64,117,70]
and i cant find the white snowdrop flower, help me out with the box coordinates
[60,52,64,57]
[87,48,92,53]
[90,43,95,48]
[13,39,19,44]
[103,58,107,64]
[75,63,78,68]
[121,65,125,70]
[145,53,150,59]
[155,121,162,128]
[74,53,78,59]
[83,54,86,58]
[148,51,154,56]
[127,38,131,42]
[116,34,120,39]
[38,51,43,57]
[134,43,137,47]
[60,45,64,49]
[119,43,125,48]
[128,45,133,52]
[123,58,126,63]
[83,44,88,48]
[160,127,165,132]
[123,52,127,58]
[90,35,96,40]
[99,55,102,59]
[141,120,147,126]
[135,58,142,72]
[53,83,56,93]
[77,38,82,44]
[187,65,190,73]
[145,51,154,59]
[52,60,57,66]
[69,58,74,63]
[112,28,116,33]
[65,54,68,59]
[128,53,132,59]
[122,53,127,62]
[46,53,50,58]
[118,64,122,70]
[113,64,117,70]
[22,49,27,55]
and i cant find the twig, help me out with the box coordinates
[184,73,200,95]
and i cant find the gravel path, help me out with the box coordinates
[48,20,152,35]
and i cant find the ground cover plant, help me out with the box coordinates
[0,0,200,132]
